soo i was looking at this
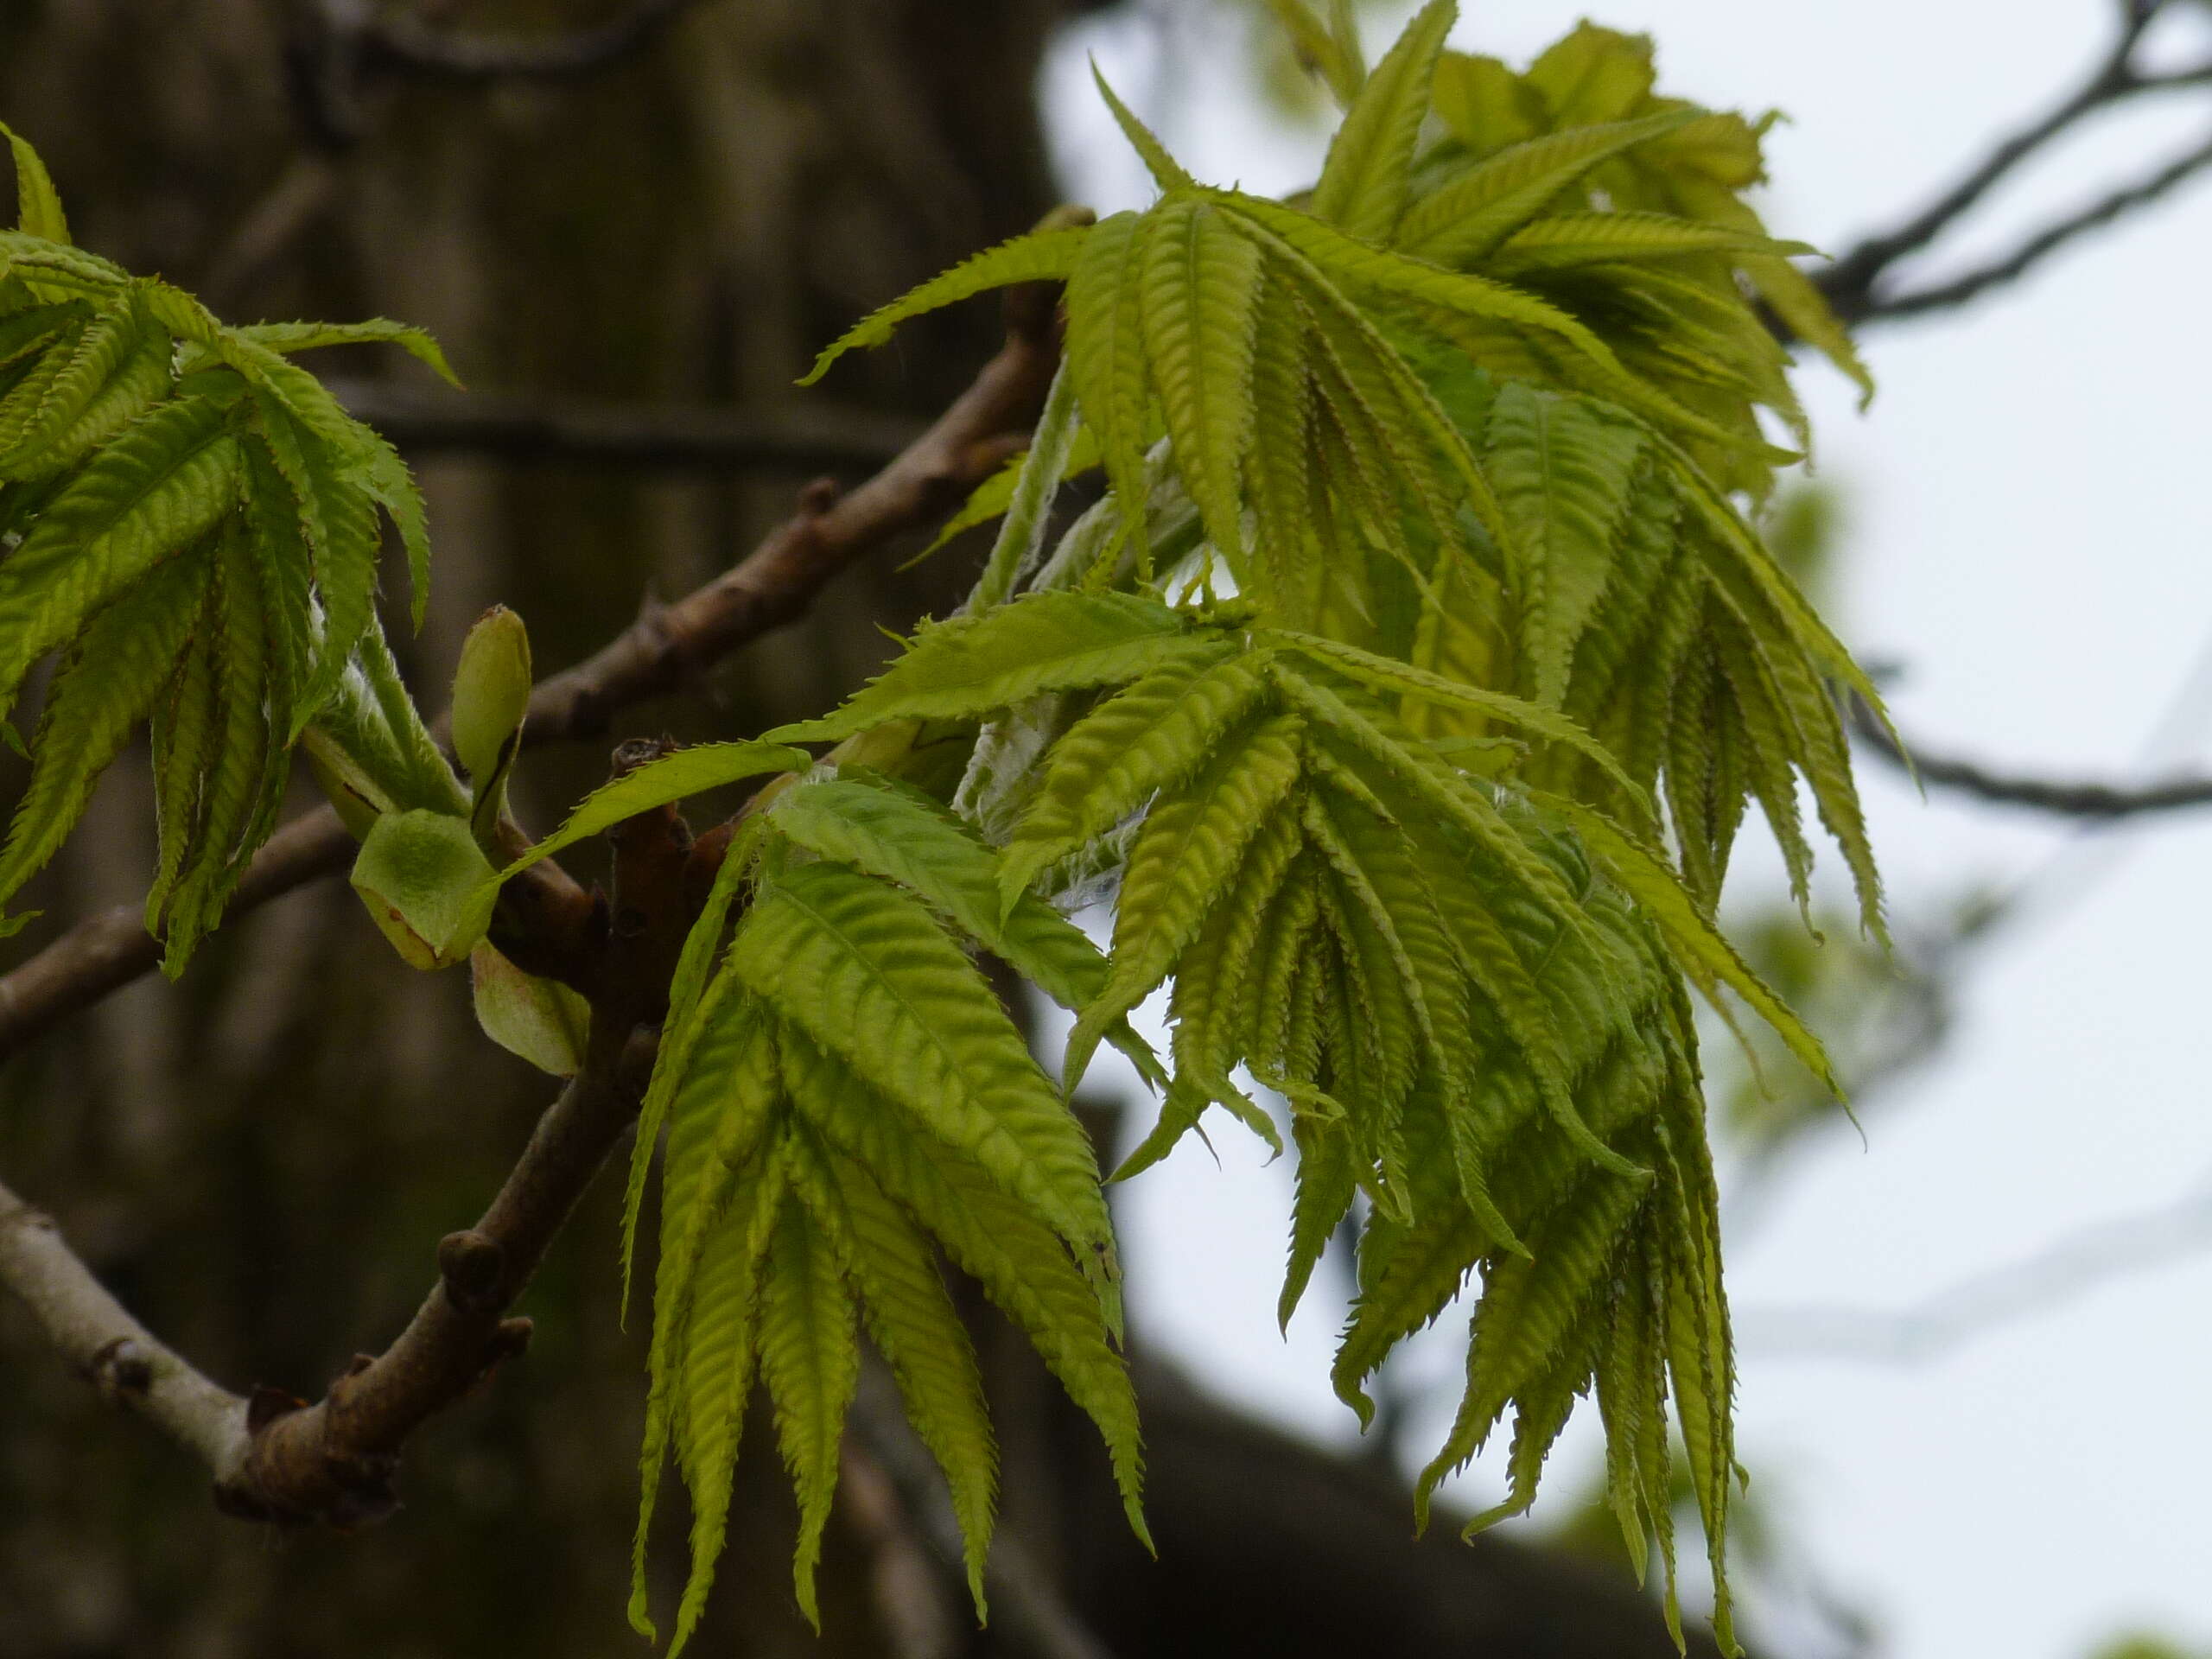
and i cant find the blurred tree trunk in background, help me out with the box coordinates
[0,5,1707,1656]
[0,3,1069,1651]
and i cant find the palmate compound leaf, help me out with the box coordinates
[607,10,1884,1649]
[0,126,460,958]
[969,597,1799,1643]
[632,850,1141,1646]
[779,27,1788,629]
[1326,854,1740,1648]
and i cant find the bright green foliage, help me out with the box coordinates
[0,128,454,958]
[626,785,1148,1649]
[758,9,1883,1648]
[486,741,806,888]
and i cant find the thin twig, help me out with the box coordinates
[1813,1,2212,327]
[1852,128,2212,323]
[0,1175,251,1478]
[346,0,702,83]
[1852,698,2212,818]
[1740,1170,2212,1363]
[326,379,920,474]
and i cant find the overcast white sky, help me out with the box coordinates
[1039,4,2212,1656]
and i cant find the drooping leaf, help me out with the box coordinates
[798,225,1094,386]
[729,861,1114,1255]
[1138,194,1262,565]
[0,547,203,913]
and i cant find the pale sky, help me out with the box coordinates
[1040,4,2212,1656]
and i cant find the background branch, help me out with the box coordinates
[335,0,702,84]
[224,1031,654,1522]
[327,379,919,474]
[0,1177,250,1481]
[1838,127,2212,323]
[1852,697,2212,817]
[1813,0,2212,326]
[850,1369,1117,1659]
[1740,1164,2212,1363]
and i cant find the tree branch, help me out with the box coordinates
[326,378,920,474]
[0,278,1060,1062]
[1813,0,2212,327]
[1841,126,2212,323]
[219,1029,655,1522]
[0,1175,251,1481]
[1852,698,2212,818]
[339,0,702,84]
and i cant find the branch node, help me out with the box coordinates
[89,1336,155,1401]
[319,1453,402,1531]
[247,1383,310,1433]
[212,1481,283,1524]
[489,1317,535,1365]
[437,1228,507,1315]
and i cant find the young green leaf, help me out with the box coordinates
[1,122,70,245]
[469,944,590,1077]
[1308,0,1455,244]
[798,224,1094,386]
[489,741,804,887]
[450,604,532,818]
[351,808,499,970]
